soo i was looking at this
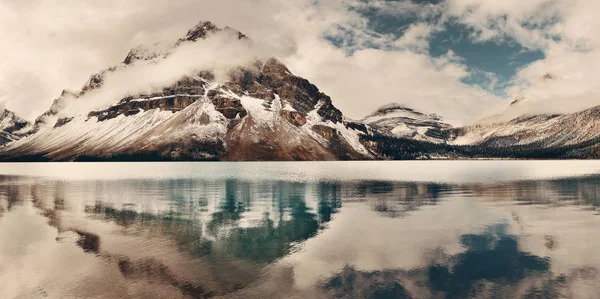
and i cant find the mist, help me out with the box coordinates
[61,30,269,117]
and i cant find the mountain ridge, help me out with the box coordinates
[2,21,600,161]
[362,103,452,144]
[0,21,373,161]
[0,109,29,146]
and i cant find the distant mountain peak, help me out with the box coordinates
[177,21,247,45]
[365,103,443,122]
[223,26,248,40]
[542,73,555,81]
[374,103,411,113]
[0,109,29,146]
[184,21,220,42]
[123,41,174,65]
[362,103,450,143]
[123,21,248,66]
[1,109,26,124]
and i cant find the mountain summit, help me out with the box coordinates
[0,21,372,161]
[362,103,451,143]
[0,109,29,146]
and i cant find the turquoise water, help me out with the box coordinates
[1,161,600,298]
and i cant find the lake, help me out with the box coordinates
[1,161,600,298]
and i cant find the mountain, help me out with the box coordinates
[0,109,29,146]
[360,103,600,160]
[448,72,600,151]
[362,103,452,144]
[359,88,600,159]
[2,21,600,161]
[450,105,600,150]
[476,72,561,125]
[0,21,373,161]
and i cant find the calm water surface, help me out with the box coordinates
[1,161,600,298]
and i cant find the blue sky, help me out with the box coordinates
[328,2,546,97]
[429,22,545,97]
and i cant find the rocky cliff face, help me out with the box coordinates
[0,109,29,146]
[0,21,373,161]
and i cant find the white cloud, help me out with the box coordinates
[445,0,561,49]
[393,22,436,53]
[443,0,600,121]
[63,30,269,116]
[285,45,502,124]
[0,0,306,119]
[6,0,596,125]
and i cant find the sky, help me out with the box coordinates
[0,0,599,125]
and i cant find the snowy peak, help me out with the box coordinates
[30,88,79,133]
[476,72,565,125]
[365,103,443,122]
[123,21,246,65]
[182,21,220,42]
[27,21,247,134]
[175,21,247,46]
[123,41,174,65]
[450,103,600,149]
[0,109,29,146]
[0,21,371,161]
[362,103,451,143]
[0,109,28,132]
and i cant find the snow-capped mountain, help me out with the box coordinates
[0,109,29,146]
[362,103,452,143]
[450,105,600,150]
[0,21,372,161]
[450,72,600,151]
[3,20,600,161]
[476,73,563,125]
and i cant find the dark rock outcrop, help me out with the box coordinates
[223,58,344,124]
[1,109,28,134]
[210,96,247,119]
[89,95,201,122]
[279,110,307,126]
[260,59,343,123]
[54,117,74,128]
[312,125,337,139]
[0,109,29,146]
[88,76,210,121]
[176,21,247,46]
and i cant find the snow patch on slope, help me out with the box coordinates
[6,108,174,158]
[240,96,277,129]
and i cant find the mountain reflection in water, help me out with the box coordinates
[1,166,600,298]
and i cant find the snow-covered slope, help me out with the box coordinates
[477,73,565,125]
[362,103,452,143]
[0,21,372,161]
[0,109,29,146]
[450,105,600,149]
[451,72,600,149]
